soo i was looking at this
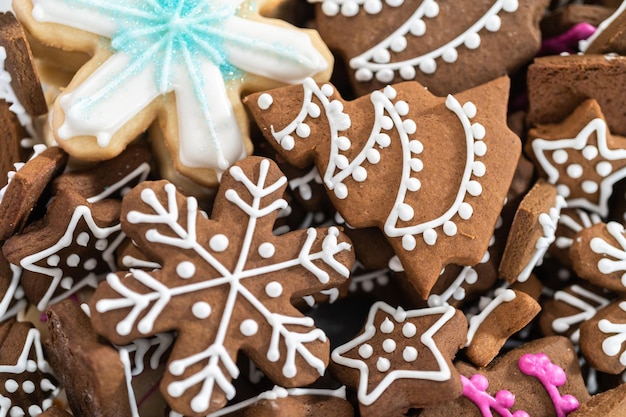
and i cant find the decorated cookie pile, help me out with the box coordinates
[3,0,626,416]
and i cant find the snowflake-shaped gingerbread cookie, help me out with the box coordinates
[14,0,332,187]
[88,156,355,416]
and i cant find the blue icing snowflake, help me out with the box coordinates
[28,0,329,183]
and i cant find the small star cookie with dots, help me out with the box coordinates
[330,301,467,417]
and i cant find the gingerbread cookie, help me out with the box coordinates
[570,382,626,416]
[330,301,467,416]
[421,337,589,417]
[88,157,355,416]
[245,76,520,298]
[579,298,626,374]
[499,180,565,283]
[527,55,626,137]
[14,0,333,188]
[310,0,547,96]
[528,99,626,217]
[551,208,602,268]
[570,221,626,294]
[579,1,626,54]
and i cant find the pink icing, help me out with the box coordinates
[461,374,529,417]
[518,353,579,417]
[539,23,597,56]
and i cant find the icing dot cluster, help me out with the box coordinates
[356,315,420,370]
[349,0,519,83]
[316,0,405,17]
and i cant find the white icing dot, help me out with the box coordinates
[503,0,519,12]
[567,164,583,179]
[395,101,409,116]
[471,123,486,140]
[463,102,477,118]
[398,203,414,221]
[334,183,348,199]
[552,149,568,164]
[59,277,74,290]
[596,161,613,177]
[240,319,258,336]
[26,360,37,372]
[443,221,457,236]
[383,86,397,100]
[419,58,437,74]
[424,0,439,16]
[367,148,381,164]
[337,136,351,151]
[359,343,374,359]
[472,161,486,177]
[280,135,295,151]
[582,180,599,194]
[67,254,80,267]
[296,123,310,138]
[406,177,421,192]
[22,380,35,394]
[399,65,416,80]
[381,116,394,130]
[4,379,17,393]
[375,68,395,83]
[47,255,60,267]
[10,407,23,417]
[257,93,273,110]
[321,84,334,97]
[402,322,417,338]
[409,140,423,154]
[308,102,321,117]
[382,338,396,353]
[209,234,229,252]
[464,33,481,49]
[390,36,408,53]
[192,302,212,319]
[442,47,458,63]
[341,1,359,16]
[352,166,368,182]
[376,133,391,147]
[321,1,339,16]
[335,154,349,169]
[377,357,391,372]
[402,234,417,251]
[410,158,423,172]
[28,405,42,416]
[176,261,196,279]
[76,232,90,247]
[380,317,394,333]
[355,68,374,82]
[474,141,487,156]
[467,180,482,196]
[385,0,404,7]
[265,281,283,298]
[83,258,97,271]
[403,119,417,134]
[258,242,275,258]
[364,0,383,14]
[557,184,571,198]
[485,14,501,32]
[410,19,426,36]
[403,346,418,362]
[459,202,473,220]
[373,48,391,64]
[423,228,437,245]
[582,145,599,160]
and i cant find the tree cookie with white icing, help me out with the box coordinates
[13,0,333,188]
[244,76,520,298]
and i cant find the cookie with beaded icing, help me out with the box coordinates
[13,0,333,188]
[499,180,566,283]
[579,298,626,374]
[244,76,520,298]
[309,0,547,96]
[330,301,467,416]
[420,336,590,417]
[88,156,355,416]
[570,221,626,294]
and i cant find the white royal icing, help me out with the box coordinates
[590,221,626,289]
[95,159,352,414]
[465,287,515,346]
[552,284,611,343]
[599,301,626,366]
